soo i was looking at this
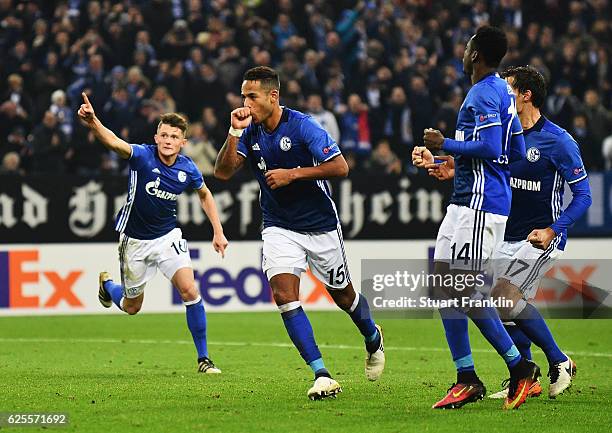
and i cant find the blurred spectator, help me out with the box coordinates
[128,99,161,145]
[583,89,612,151]
[183,122,218,176]
[49,89,73,138]
[0,151,22,175]
[367,139,402,175]
[306,94,340,144]
[29,110,71,174]
[545,80,581,133]
[201,107,227,148]
[340,93,371,162]
[0,0,609,175]
[384,86,413,169]
[570,113,599,171]
[151,85,176,113]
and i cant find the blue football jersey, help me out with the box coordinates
[505,117,588,250]
[237,108,341,232]
[115,144,204,240]
[450,72,523,216]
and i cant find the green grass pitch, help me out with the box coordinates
[0,312,610,432]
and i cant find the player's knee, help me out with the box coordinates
[327,284,354,310]
[178,285,199,302]
[491,279,521,319]
[491,279,519,301]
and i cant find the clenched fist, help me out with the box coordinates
[231,107,252,129]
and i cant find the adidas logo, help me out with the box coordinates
[152,168,161,174]
[252,143,260,151]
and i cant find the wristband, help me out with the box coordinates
[229,126,244,137]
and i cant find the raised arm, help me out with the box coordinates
[213,107,249,180]
[77,92,132,159]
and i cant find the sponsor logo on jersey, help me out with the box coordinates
[323,146,330,154]
[145,177,178,200]
[479,113,498,122]
[280,136,292,151]
[178,171,187,182]
[252,143,260,151]
[152,168,161,174]
[526,147,541,162]
[510,177,541,192]
[573,167,584,175]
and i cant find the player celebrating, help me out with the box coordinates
[416,26,540,410]
[415,66,591,400]
[489,66,591,398]
[214,66,384,400]
[77,92,228,374]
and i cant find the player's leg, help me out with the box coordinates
[262,227,340,399]
[308,227,384,380]
[488,321,542,399]
[430,206,486,408]
[169,266,220,373]
[491,240,574,398]
[159,229,220,373]
[326,281,384,381]
[447,208,539,410]
[433,261,487,409]
[99,235,151,314]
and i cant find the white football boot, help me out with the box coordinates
[307,376,342,400]
[365,324,385,381]
[548,355,576,398]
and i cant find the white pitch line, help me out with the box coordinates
[0,337,611,358]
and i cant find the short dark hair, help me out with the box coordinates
[472,26,508,68]
[158,112,188,135]
[501,65,547,108]
[243,66,280,91]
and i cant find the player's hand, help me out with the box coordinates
[425,155,455,180]
[231,107,252,129]
[212,232,228,258]
[423,128,445,151]
[412,146,434,168]
[527,227,556,250]
[77,92,96,127]
[265,168,294,190]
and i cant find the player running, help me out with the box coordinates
[214,66,384,400]
[415,26,540,410]
[77,92,228,374]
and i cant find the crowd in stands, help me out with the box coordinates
[0,0,610,176]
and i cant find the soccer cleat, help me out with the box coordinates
[548,356,576,398]
[198,357,222,374]
[307,376,342,400]
[365,324,385,381]
[98,272,113,308]
[503,359,541,409]
[488,378,542,399]
[432,382,486,409]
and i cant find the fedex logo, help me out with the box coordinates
[0,250,83,308]
[171,249,334,306]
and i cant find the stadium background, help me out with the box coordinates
[0,1,611,432]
